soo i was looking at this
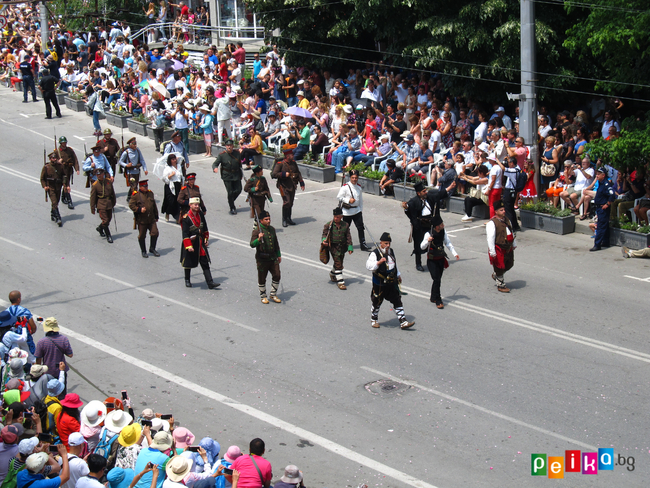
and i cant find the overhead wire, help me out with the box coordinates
[532,0,646,14]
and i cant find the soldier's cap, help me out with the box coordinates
[95,168,105,174]
[186,173,196,180]
[414,182,425,193]
[252,165,262,173]
[259,210,270,219]
[91,145,102,151]
[127,137,136,145]
[58,136,67,143]
[103,128,113,135]
[493,199,504,211]
[380,232,391,242]
[47,152,58,159]
[139,179,149,186]
[224,139,234,145]
[171,131,181,138]
[333,207,343,216]
[283,148,294,155]
[431,214,443,227]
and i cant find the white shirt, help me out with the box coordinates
[574,166,594,191]
[538,125,551,139]
[429,130,441,151]
[420,231,458,258]
[366,248,400,277]
[486,219,517,256]
[230,67,242,84]
[174,111,189,129]
[474,122,487,143]
[394,84,409,104]
[162,165,183,192]
[75,475,104,488]
[489,165,503,190]
[337,182,363,216]
[61,454,90,488]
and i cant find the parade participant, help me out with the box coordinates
[272,149,305,227]
[181,198,219,289]
[243,165,272,218]
[337,169,371,251]
[96,129,121,177]
[177,173,206,220]
[56,137,79,210]
[119,137,148,200]
[365,232,414,329]
[161,154,184,223]
[486,200,516,292]
[420,215,459,308]
[321,208,353,290]
[163,131,190,177]
[590,167,616,252]
[83,145,114,183]
[129,180,160,258]
[89,168,116,243]
[250,210,281,304]
[403,181,455,271]
[41,152,66,227]
[212,139,242,215]
[622,245,650,259]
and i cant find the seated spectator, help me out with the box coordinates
[231,439,271,488]
[545,162,569,207]
[274,465,304,488]
[611,169,646,221]
[633,180,650,224]
[368,134,393,170]
[259,111,281,142]
[310,125,329,156]
[392,133,419,172]
[405,140,433,177]
[560,156,594,214]
[459,165,489,222]
[379,159,404,197]
[436,158,457,196]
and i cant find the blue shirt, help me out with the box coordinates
[17,471,61,488]
[133,448,169,488]
[253,60,262,79]
[5,305,35,353]
[83,155,114,180]
[594,179,615,206]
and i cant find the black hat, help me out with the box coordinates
[224,139,234,145]
[47,152,58,159]
[380,232,391,242]
[127,137,136,144]
[171,131,181,138]
[252,165,263,173]
[186,172,197,179]
[333,207,343,216]
[493,199,504,211]
[597,167,607,174]
[431,215,443,227]
[259,210,270,219]
[414,182,425,193]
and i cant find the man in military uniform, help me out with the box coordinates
[89,168,116,243]
[177,173,206,221]
[365,232,414,329]
[164,131,190,177]
[272,149,305,227]
[83,145,114,184]
[590,167,616,252]
[129,180,160,258]
[119,137,148,200]
[402,180,455,271]
[212,139,243,215]
[244,165,272,218]
[40,152,66,227]
[420,215,459,308]
[55,136,79,210]
[486,200,516,292]
[96,129,121,177]
[321,207,353,290]
[181,197,219,289]
[250,210,282,304]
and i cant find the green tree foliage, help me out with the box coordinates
[585,114,650,170]
[49,0,148,32]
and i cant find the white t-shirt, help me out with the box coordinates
[75,475,104,488]
[394,85,409,104]
[61,454,90,488]
[489,165,503,190]
[429,130,442,151]
[474,122,487,143]
[230,67,242,84]
[574,167,594,191]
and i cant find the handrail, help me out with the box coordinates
[129,22,264,44]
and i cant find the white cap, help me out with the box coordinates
[496,106,505,112]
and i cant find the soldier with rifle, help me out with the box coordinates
[128,180,160,258]
[119,137,148,201]
[40,150,66,227]
[55,135,79,210]
[272,148,305,227]
[177,173,206,222]
[243,165,272,218]
[250,210,282,304]
[320,207,353,290]
[96,128,121,176]
[83,145,114,184]
[212,139,242,215]
[89,168,116,242]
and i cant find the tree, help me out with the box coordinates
[585,114,650,170]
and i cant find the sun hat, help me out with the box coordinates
[9,359,25,379]
[42,317,59,333]
[107,467,135,488]
[25,452,49,473]
[4,379,24,391]
[104,409,133,433]
[280,465,303,484]
[81,400,107,427]
[297,90,304,97]
[172,427,194,449]
[150,431,173,451]
[118,423,142,447]
[68,432,86,447]
[1,425,19,444]
[18,437,39,455]
[223,445,242,463]
[140,408,155,420]
[47,379,64,397]
[343,105,353,114]
[150,418,170,432]
[228,92,237,98]
[166,455,191,482]
[60,393,84,409]
[29,364,48,379]
[0,311,17,328]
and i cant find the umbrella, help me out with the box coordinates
[285,106,313,118]
[149,80,170,99]
[172,60,185,71]
[148,59,174,72]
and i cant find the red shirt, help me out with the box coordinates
[181,5,189,16]
[233,47,246,65]
[231,454,272,488]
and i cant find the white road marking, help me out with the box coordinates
[361,367,597,451]
[443,224,484,233]
[624,275,650,283]
[0,237,33,251]
[3,163,650,365]
[59,326,439,488]
[19,114,29,118]
[95,273,259,332]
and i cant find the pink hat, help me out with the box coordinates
[172,427,195,449]
[224,445,242,463]
[60,393,84,409]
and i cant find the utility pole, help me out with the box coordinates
[520,0,538,189]
[40,1,48,51]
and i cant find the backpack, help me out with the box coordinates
[94,429,118,459]
[1,458,26,488]
[514,169,528,193]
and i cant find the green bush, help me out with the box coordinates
[612,216,650,233]
[363,170,385,181]
[520,202,572,217]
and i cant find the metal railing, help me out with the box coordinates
[129,22,264,46]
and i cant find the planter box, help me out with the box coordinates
[296,162,336,184]
[148,127,174,142]
[260,154,277,170]
[520,210,575,235]
[64,96,85,112]
[609,227,650,249]
[188,137,205,154]
[358,176,381,196]
[106,112,132,129]
[14,81,23,92]
[126,119,148,137]
[393,184,417,202]
[55,92,66,105]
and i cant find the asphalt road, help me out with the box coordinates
[1,88,649,488]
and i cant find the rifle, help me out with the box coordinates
[364,224,408,296]
[119,127,124,174]
[253,206,264,244]
[84,143,91,188]
[43,143,48,202]
[320,172,347,263]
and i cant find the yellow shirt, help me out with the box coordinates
[44,395,62,434]
[298,98,310,109]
